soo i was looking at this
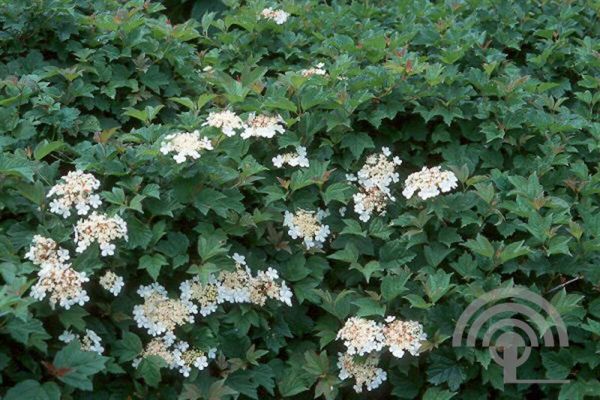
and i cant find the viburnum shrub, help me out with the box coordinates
[0,0,599,398]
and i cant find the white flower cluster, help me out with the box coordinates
[132,336,217,377]
[300,63,327,78]
[99,270,124,296]
[160,131,213,163]
[172,341,217,377]
[347,147,402,221]
[73,212,128,256]
[272,146,309,168]
[383,316,427,358]
[133,283,197,336]
[179,252,293,316]
[47,170,102,218]
[59,329,104,354]
[402,166,458,200]
[337,352,387,393]
[30,257,90,310]
[336,317,385,356]
[260,7,289,24]
[283,209,330,249]
[25,235,70,268]
[241,113,286,139]
[202,110,244,137]
[336,316,426,393]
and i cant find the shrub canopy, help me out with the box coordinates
[0,0,599,399]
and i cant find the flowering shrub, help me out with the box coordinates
[1,0,599,399]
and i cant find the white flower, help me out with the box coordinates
[58,330,77,343]
[202,110,243,137]
[133,336,177,369]
[300,63,327,78]
[272,146,309,168]
[25,235,70,268]
[172,341,212,377]
[241,113,286,139]
[383,317,427,358]
[260,8,289,24]
[59,329,104,354]
[402,166,458,200]
[99,271,124,296]
[232,252,247,266]
[337,353,387,393]
[347,148,402,221]
[336,317,385,356]
[133,283,196,336]
[73,212,127,255]
[30,263,89,309]
[47,170,101,218]
[160,131,213,163]
[283,209,330,249]
[179,252,292,312]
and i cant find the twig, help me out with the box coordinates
[546,276,582,294]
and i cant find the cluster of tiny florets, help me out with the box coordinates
[73,212,128,256]
[241,113,286,139]
[272,146,309,168]
[336,316,426,393]
[133,336,217,377]
[133,283,197,336]
[383,316,427,358]
[59,329,104,354]
[202,110,244,137]
[260,8,289,24]
[300,63,327,78]
[99,270,125,296]
[402,166,458,200]
[30,261,90,309]
[283,209,330,249]
[336,317,385,355]
[47,170,101,218]
[337,352,387,393]
[172,341,217,377]
[25,235,70,268]
[179,253,293,315]
[160,131,213,163]
[347,147,402,221]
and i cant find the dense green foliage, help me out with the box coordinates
[1,0,599,398]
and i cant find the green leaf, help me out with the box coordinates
[423,387,457,400]
[427,353,466,391]
[136,355,166,388]
[6,317,50,352]
[4,380,61,400]
[424,270,454,304]
[498,240,531,264]
[197,234,229,262]
[323,182,353,205]
[277,369,310,397]
[0,155,34,182]
[58,306,89,330]
[53,342,108,391]
[33,140,65,160]
[113,332,143,363]
[381,270,412,301]
[138,253,168,280]
[340,132,375,159]
[424,243,454,267]
[352,297,386,317]
[464,234,495,258]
